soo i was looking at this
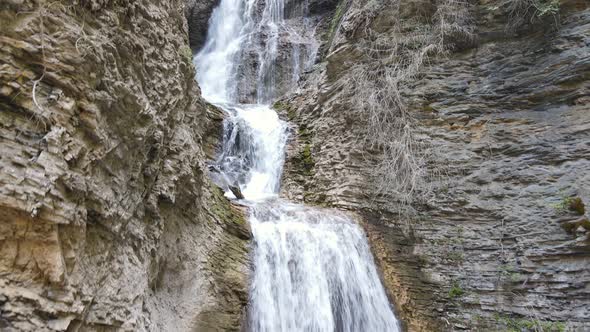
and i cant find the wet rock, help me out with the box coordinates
[229,184,245,199]
[186,0,220,52]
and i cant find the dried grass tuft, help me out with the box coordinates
[346,0,474,211]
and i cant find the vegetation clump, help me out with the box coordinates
[347,0,474,210]
[272,100,287,110]
[300,143,315,174]
[295,123,315,175]
[273,100,296,120]
[505,0,561,30]
[554,196,585,215]
[328,0,346,37]
[494,314,567,332]
[535,0,560,17]
[566,196,585,215]
[448,282,465,298]
[324,0,349,55]
[447,251,464,264]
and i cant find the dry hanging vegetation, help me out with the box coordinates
[345,0,474,210]
[504,0,561,30]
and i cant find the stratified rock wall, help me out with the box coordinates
[281,0,590,330]
[0,0,249,331]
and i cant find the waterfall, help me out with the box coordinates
[194,0,244,103]
[247,202,401,331]
[194,0,400,330]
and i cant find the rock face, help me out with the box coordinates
[185,0,219,52]
[280,0,590,330]
[0,0,249,331]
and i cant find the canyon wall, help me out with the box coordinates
[2,0,589,331]
[0,0,249,330]
[279,0,590,330]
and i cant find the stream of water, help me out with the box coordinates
[194,0,400,330]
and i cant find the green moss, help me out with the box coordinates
[208,185,249,239]
[553,196,585,214]
[296,123,315,175]
[272,100,287,110]
[196,183,250,331]
[273,100,297,121]
[287,108,296,121]
[298,127,311,139]
[448,282,465,298]
[499,264,523,284]
[495,314,566,332]
[299,147,314,176]
[301,143,314,174]
[329,1,346,38]
[301,144,312,160]
[324,0,347,50]
[567,197,585,214]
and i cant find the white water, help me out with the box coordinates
[194,0,400,330]
[194,0,244,103]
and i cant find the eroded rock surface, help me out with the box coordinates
[280,0,590,330]
[0,0,249,330]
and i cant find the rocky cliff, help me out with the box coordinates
[3,0,589,330]
[0,0,249,331]
[279,0,590,330]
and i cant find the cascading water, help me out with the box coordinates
[194,0,400,330]
[247,202,400,331]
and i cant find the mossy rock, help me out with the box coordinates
[326,0,347,43]
[494,314,567,332]
[272,100,297,121]
[448,282,464,298]
[179,45,193,64]
[300,143,315,174]
[298,127,311,139]
[561,216,590,233]
[554,196,585,215]
[287,108,296,121]
[567,197,585,215]
[208,185,250,240]
[272,100,290,113]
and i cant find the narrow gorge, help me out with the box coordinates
[195,0,399,330]
[1,0,589,331]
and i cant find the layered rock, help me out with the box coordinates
[0,0,249,331]
[280,0,590,330]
